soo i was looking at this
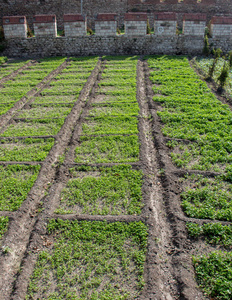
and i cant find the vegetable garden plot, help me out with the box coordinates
[82,116,138,135]
[15,106,72,119]
[0,59,29,80]
[0,164,40,211]
[0,57,66,116]
[0,138,54,161]
[0,118,65,137]
[88,103,139,117]
[55,165,143,215]
[33,95,76,104]
[180,174,232,221]
[148,55,232,299]
[75,135,140,163]
[26,219,148,300]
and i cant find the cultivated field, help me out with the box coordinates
[0,55,231,300]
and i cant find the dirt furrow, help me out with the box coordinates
[137,59,179,300]
[143,61,205,300]
[0,59,102,300]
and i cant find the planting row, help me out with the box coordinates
[148,55,232,299]
[22,57,149,299]
[0,57,99,216]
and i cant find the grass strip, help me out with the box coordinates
[26,219,148,300]
[0,164,41,211]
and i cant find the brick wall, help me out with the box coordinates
[125,13,147,36]
[64,14,86,37]
[33,15,57,37]
[210,16,232,37]
[95,14,117,36]
[183,13,206,36]
[154,12,177,36]
[3,16,27,39]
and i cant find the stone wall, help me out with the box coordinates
[2,34,231,58]
[1,0,232,30]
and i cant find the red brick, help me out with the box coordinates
[211,16,232,24]
[96,13,117,21]
[154,12,177,20]
[125,12,147,21]
[3,16,26,25]
[183,13,207,21]
[34,15,56,23]
[63,14,85,22]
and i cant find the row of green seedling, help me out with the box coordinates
[148,55,232,300]
[75,56,140,164]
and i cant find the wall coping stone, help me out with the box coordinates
[3,16,26,25]
[34,15,56,23]
[183,13,207,21]
[125,12,147,21]
[154,12,177,21]
[96,13,117,21]
[63,14,85,22]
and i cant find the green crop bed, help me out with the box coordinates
[0,138,54,161]
[0,59,28,80]
[88,103,139,117]
[75,135,140,163]
[82,117,138,135]
[0,216,8,240]
[0,164,40,211]
[1,118,65,137]
[55,165,143,215]
[0,57,66,115]
[148,55,232,299]
[16,106,72,119]
[26,219,148,300]
[193,251,232,300]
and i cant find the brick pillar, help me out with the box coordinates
[95,14,117,36]
[33,15,57,37]
[3,16,27,39]
[210,16,232,37]
[154,12,177,36]
[183,13,206,37]
[64,14,86,36]
[125,12,147,36]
